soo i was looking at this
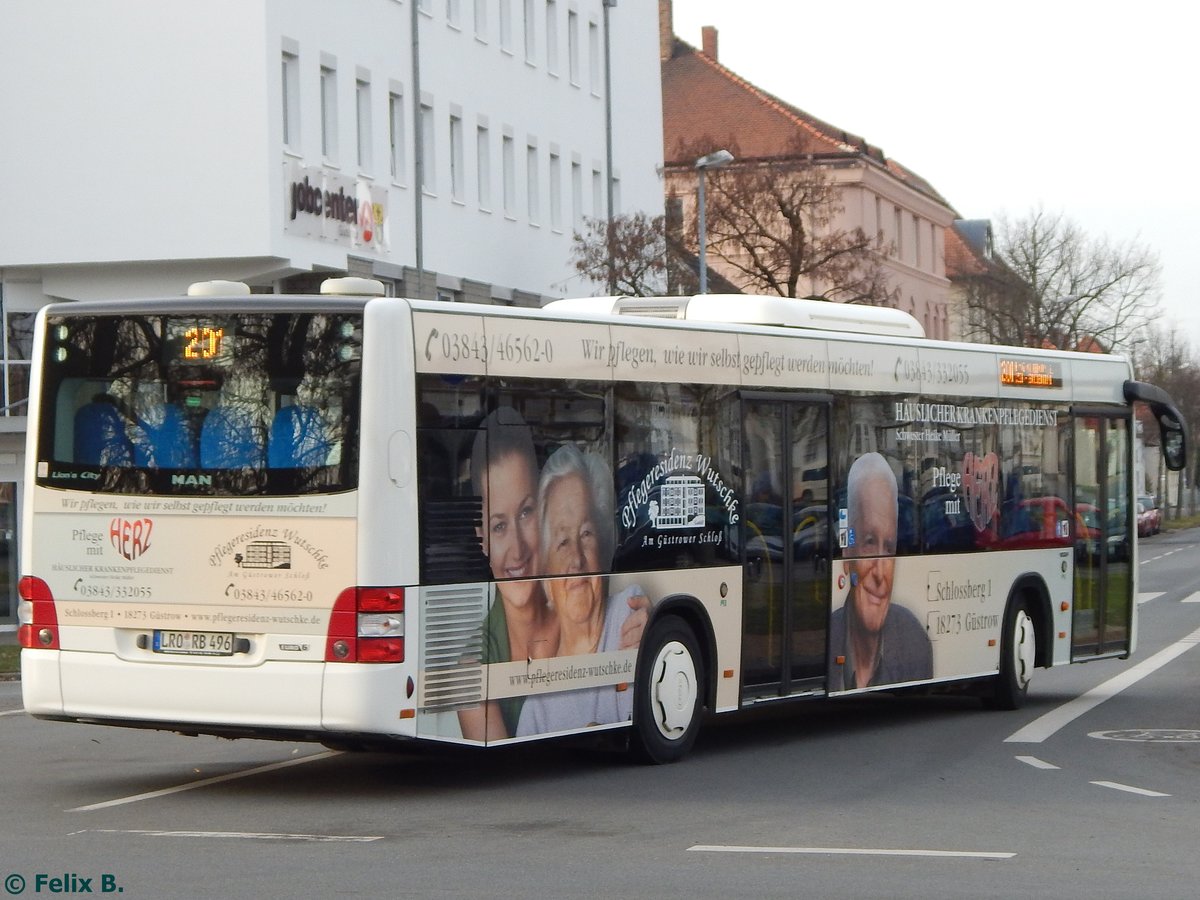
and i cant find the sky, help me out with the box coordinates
[669,0,1200,338]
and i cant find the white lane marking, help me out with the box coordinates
[67,750,340,812]
[688,845,1014,860]
[1015,755,1060,770]
[1141,548,1183,565]
[0,709,26,718]
[74,828,382,843]
[1091,781,1170,798]
[1137,592,1164,605]
[1182,592,1200,603]
[1005,624,1200,744]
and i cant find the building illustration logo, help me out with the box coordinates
[234,541,292,569]
[650,475,706,529]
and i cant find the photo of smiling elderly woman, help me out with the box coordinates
[516,443,648,736]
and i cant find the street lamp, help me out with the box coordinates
[603,0,617,293]
[695,149,734,294]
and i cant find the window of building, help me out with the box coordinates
[356,77,372,173]
[320,62,338,162]
[545,0,559,75]
[893,206,903,259]
[592,167,603,218]
[549,150,562,231]
[526,141,540,223]
[588,20,600,95]
[446,0,461,28]
[281,49,301,151]
[474,0,487,40]
[502,133,516,216]
[499,0,513,52]
[420,100,436,193]
[449,112,465,201]
[913,214,921,269]
[571,160,582,227]
[524,0,536,63]
[567,10,580,85]
[2,303,33,417]
[388,88,406,184]
[477,123,492,210]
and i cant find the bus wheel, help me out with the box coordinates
[631,615,704,764]
[985,599,1035,710]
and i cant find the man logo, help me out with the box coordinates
[172,473,213,487]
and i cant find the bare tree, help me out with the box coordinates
[569,212,692,297]
[961,207,1161,353]
[677,137,895,303]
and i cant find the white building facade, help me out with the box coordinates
[0,0,666,623]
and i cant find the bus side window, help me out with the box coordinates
[74,394,133,466]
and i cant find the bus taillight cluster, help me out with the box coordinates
[17,576,59,650]
[324,586,406,664]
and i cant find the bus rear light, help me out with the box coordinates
[325,586,406,663]
[17,576,59,650]
[358,638,405,663]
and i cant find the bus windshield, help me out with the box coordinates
[35,311,362,496]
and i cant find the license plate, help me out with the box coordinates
[152,630,235,656]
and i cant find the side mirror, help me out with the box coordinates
[1162,419,1187,472]
[1124,381,1188,472]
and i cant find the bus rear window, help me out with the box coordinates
[36,312,361,495]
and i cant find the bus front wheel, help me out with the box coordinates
[631,615,704,764]
[985,598,1035,710]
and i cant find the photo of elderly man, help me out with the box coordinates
[828,451,931,690]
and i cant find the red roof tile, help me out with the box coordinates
[662,37,949,208]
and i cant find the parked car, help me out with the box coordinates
[998,496,1073,550]
[1137,494,1162,537]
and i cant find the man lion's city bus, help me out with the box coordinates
[19,280,1187,762]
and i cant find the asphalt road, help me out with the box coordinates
[2,530,1198,899]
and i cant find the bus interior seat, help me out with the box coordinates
[133,404,197,468]
[74,396,133,466]
[199,406,266,468]
[268,404,330,468]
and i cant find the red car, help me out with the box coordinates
[1137,495,1162,537]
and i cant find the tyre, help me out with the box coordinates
[631,615,705,764]
[984,598,1036,710]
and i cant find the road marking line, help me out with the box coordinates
[74,828,382,843]
[1015,755,1060,770]
[1004,624,1200,744]
[688,845,1014,860]
[1137,592,1164,604]
[1182,592,1200,603]
[67,750,340,812]
[1091,781,1170,798]
[0,709,26,718]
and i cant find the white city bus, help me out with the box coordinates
[19,280,1186,762]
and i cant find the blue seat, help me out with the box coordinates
[268,405,330,468]
[74,400,132,466]
[199,406,266,469]
[133,404,197,468]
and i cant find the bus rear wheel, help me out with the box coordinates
[984,598,1035,710]
[631,615,704,764]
